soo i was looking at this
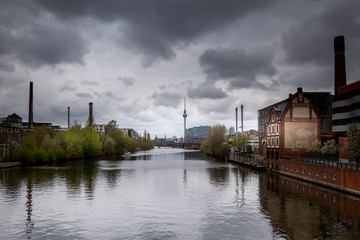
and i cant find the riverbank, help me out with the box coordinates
[229,154,360,196]
[0,162,21,169]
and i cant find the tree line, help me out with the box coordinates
[14,123,153,165]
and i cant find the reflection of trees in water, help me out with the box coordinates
[0,169,22,199]
[207,167,229,187]
[258,172,360,239]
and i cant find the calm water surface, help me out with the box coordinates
[1,148,360,239]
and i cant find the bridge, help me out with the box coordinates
[155,142,201,150]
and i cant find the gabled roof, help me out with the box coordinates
[7,113,22,119]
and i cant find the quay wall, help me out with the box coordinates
[268,159,360,196]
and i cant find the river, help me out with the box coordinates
[1,148,360,239]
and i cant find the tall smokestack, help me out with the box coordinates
[68,106,70,129]
[88,102,93,127]
[334,36,346,97]
[28,82,33,129]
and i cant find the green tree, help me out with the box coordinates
[104,136,116,154]
[81,127,102,156]
[201,124,229,158]
[343,123,360,161]
[321,139,338,155]
[230,133,250,151]
[307,140,322,153]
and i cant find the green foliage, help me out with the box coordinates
[199,140,207,154]
[15,123,152,165]
[201,124,229,158]
[104,136,116,154]
[307,140,322,153]
[344,123,360,160]
[321,139,338,155]
[81,127,101,156]
[230,133,250,150]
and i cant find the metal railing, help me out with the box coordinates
[281,155,360,171]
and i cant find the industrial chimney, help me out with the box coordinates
[28,81,33,129]
[334,36,347,98]
[68,106,70,129]
[88,102,93,127]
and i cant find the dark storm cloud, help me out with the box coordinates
[0,57,15,72]
[199,48,277,89]
[281,0,360,83]
[33,0,275,66]
[150,91,182,108]
[187,82,228,99]
[0,1,88,68]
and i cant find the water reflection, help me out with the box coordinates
[259,171,360,239]
[0,149,360,239]
[26,179,34,239]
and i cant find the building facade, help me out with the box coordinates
[185,126,211,143]
[331,36,360,135]
[259,88,322,159]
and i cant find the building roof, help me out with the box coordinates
[338,80,360,95]
[7,113,22,120]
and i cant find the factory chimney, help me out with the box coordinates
[88,102,94,127]
[334,36,347,98]
[68,106,70,129]
[28,82,33,129]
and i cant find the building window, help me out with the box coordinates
[272,126,274,133]
[276,125,279,133]
[276,137,279,146]
[272,115,275,121]
[271,138,274,145]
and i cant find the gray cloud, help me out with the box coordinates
[81,80,100,86]
[199,48,277,89]
[76,92,93,99]
[281,0,360,84]
[117,76,135,87]
[150,91,182,108]
[0,1,88,68]
[33,0,275,66]
[187,82,228,99]
[59,80,77,92]
[0,57,15,72]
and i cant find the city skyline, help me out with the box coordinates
[1,0,360,137]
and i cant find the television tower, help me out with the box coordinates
[183,96,187,145]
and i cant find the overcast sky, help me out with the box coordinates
[1,0,360,138]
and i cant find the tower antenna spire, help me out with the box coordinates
[183,95,187,147]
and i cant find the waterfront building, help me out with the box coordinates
[258,88,326,159]
[185,126,211,144]
[244,129,259,153]
[331,36,360,135]
[229,127,235,136]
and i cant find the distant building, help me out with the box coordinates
[185,126,211,143]
[244,129,259,153]
[95,124,106,137]
[1,113,23,128]
[121,128,138,139]
[229,127,235,136]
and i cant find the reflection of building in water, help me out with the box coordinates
[259,172,360,239]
